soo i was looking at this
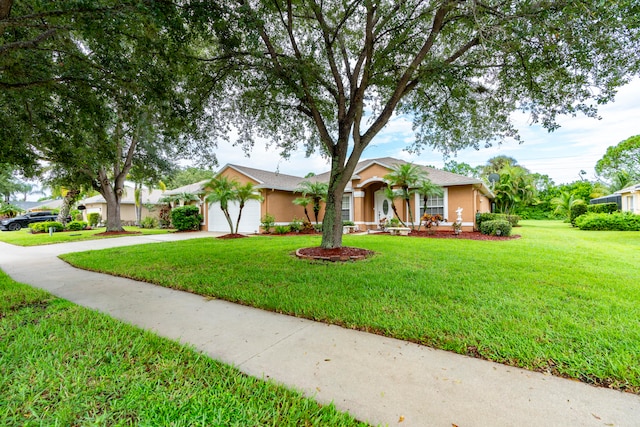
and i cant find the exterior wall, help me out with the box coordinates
[82,202,160,225]
[219,168,260,186]
[620,191,639,214]
[261,189,326,224]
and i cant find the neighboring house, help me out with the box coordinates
[185,157,493,233]
[78,186,166,225]
[27,199,65,212]
[616,183,640,214]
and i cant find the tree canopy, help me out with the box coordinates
[595,135,640,184]
[194,0,640,248]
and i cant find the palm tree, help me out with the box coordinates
[416,179,444,231]
[292,195,313,224]
[296,180,328,224]
[493,164,536,214]
[384,163,425,229]
[234,182,263,234]
[551,191,584,219]
[204,176,238,234]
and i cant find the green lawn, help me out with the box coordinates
[0,226,170,246]
[0,271,366,426]
[61,221,640,393]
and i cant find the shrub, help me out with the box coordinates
[575,212,640,231]
[588,203,619,214]
[29,221,64,233]
[66,221,88,231]
[274,225,291,234]
[158,205,172,228]
[140,216,159,229]
[479,219,512,236]
[88,213,101,227]
[569,204,588,226]
[289,217,303,232]
[342,220,355,226]
[261,213,275,233]
[170,205,202,231]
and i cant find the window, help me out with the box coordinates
[419,195,444,217]
[341,194,351,221]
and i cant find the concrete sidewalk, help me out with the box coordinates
[1,234,639,426]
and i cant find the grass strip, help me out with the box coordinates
[0,226,169,246]
[0,271,366,426]
[61,221,640,393]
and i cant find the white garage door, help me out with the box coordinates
[208,200,261,233]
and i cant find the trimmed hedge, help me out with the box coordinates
[587,202,619,214]
[569,203,588,226]
[170,205,202,231]
[479,219,512,236]
[87,212,101,227]
[476,213,520,229]
[29,221,64,233]
[66,220,88,231]
[575,212,640,231]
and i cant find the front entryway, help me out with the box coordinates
[374,190,394,225]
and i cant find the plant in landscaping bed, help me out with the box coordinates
[170,205,202,231]
[29,221,64,233]
[289,217,303,232]
[389,217,401,227]
[452,221,462,235]
[479,219,512,236]
[274,225,291,234]
[260,213,275,233]
[66,221,88,231]
[421,214,442,234]
[140,216,159,229]
[87,212,101,227]
[575,212,640,231]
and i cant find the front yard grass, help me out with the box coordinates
[0,271,365,426]
[0,226,169,246]
[61,221,640,393]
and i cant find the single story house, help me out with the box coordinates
[78,186,166,225]
[616,183,640,214]
[174,157,493,233]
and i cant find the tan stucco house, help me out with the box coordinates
[170,157,493,233]
[78,186,165,225]
[616,183,640,214]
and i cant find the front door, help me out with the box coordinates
[374,190,394,226]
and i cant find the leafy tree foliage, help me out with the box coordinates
[595,135,640,184]
[166,167,215,190]
[442,160,481,178]
[194,0,640,247]
[2,1,215,231]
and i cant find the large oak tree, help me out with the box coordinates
[1,1,216,231]
[195,0,640,248]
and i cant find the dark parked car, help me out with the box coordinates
[0,211,70,231]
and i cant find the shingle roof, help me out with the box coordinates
[221,164,306,191]
[615,183,640,194]
[80,186,165,205]
[186,157,492,196]
[315,157,487,187]
[163,180,210,196]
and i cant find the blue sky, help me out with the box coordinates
[215,76,640,186]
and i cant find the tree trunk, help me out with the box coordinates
[320,160,350,249]
[222,208,234,234]
[98,170,125,232]
[235,202,245,234]
[135,184,142,226]
[57,189,79,225]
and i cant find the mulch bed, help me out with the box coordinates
[396,229,520,241]
[296,246,374,262]
[217,233,249,239]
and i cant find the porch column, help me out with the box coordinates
[353,191,365,230]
